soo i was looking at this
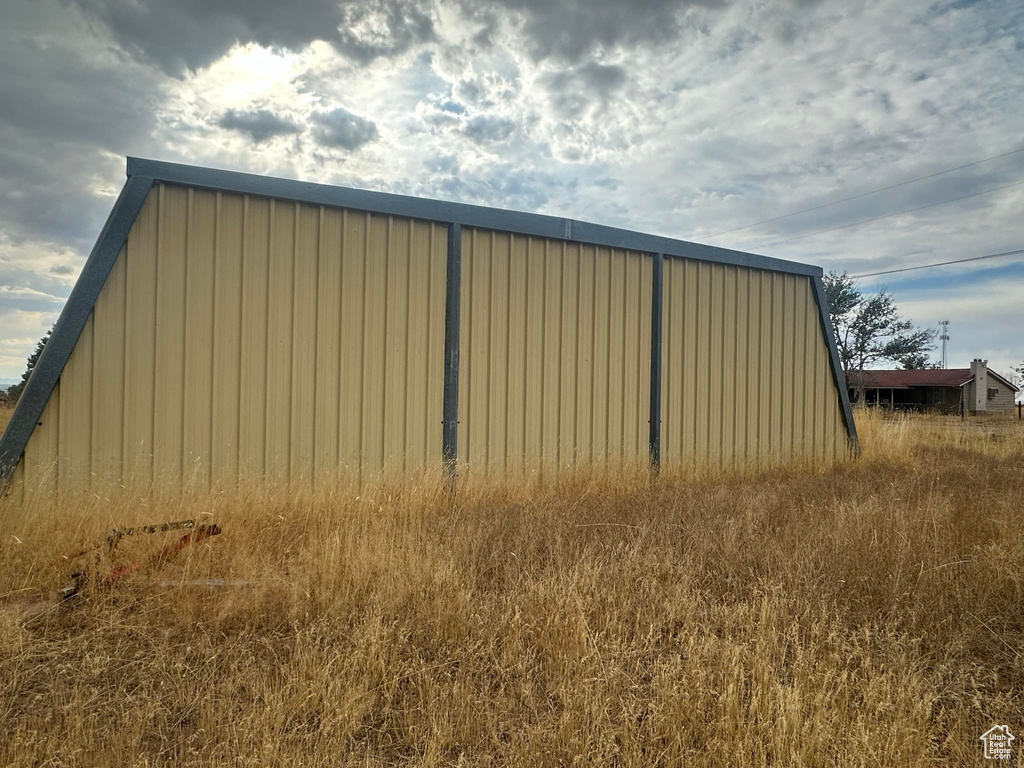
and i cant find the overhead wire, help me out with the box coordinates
[754,180,1024,248]
[699,145,1024,240]
[850,248,1024,278]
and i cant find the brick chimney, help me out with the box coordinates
[970,359,988,414]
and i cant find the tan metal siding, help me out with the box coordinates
[458,231,651,474]
[661,259,847,466]
[16,183,446,497]
[11,181,855,498]
[124,187,159,490]
[211,192,244,487]
[22,380,60,503]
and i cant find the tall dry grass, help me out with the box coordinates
[1,408,1023,766]
[0,401,11,435]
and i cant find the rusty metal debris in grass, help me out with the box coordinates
[58,519,222,601]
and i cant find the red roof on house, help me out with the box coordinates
[851,369,972,389]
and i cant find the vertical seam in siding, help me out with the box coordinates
[258,199,270,475]
[755,270,762,464]
[209,192,220,490]
[464,228,473,467]
[630,256,638,460]
[716,268,724,466]
[423,221,431,467]
[381,216,391,472]
[521,237,528,467]
[589,248,596,464]
[791,280,800,458]
[120,238,129,488]
[604,250,612,461]
[742,270,750,462]
[149,184,163,489]
[788,277,796,457]
[770,273,777,461]
[540,239,547,469]
[403,218,412,473]
[707,266,714,461]
[556,241,564,466]
[693,262,700,459]
[619,252,627,463]
[728,268,735,465]
[572,243,581,464]
[338,210,348,471]
[358,213,369,485]
[486,231,494,470]
[312,206,323,483]
[181,187,192,485]
[663,261,671,461]
[799,285,808,458]
[504,233,512,471]
[235,196,247,485]
[287,202,299,484]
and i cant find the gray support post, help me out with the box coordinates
[810,275,860,455]
[648,252,664,471]
[442,223,462,482]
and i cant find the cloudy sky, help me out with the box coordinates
[1,0,1022,386]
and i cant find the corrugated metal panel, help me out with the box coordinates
[661,259,847,466]
[458,230,652,474]
[17,183,447,496]
[11,182,854,498]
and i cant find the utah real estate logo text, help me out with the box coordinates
[980,726,1014,760]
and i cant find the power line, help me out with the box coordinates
[700,145,1024,240]
[851,248,1024,278]
[756,180,1024,248]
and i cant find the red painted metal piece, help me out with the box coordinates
[101,524,221,589]
[57,520,221,601]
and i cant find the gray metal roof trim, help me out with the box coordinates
[0,174,155,489]
[127,157,823,278]
[811,276,860,453]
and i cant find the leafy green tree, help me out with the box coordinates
[6,329,52,403]
[822,272,935,398]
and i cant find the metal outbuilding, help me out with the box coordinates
[0,158,857,499]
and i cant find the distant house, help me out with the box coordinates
[849,359,1019,414]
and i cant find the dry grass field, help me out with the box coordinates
[1,406,1023,766]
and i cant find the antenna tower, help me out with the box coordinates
[938,320,950,369]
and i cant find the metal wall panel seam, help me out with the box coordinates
[442,223,462,481]
[648,252,663,471]
[127,158,822,278]
[0,174,154,489]
[811,276,859,454]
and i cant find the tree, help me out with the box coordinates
[6,329,52,403]
[822,272,935,398]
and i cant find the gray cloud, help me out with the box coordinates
[0,2,163,249]
[424,154,460,174]
[480,0,724,62]
[218,108,302,143]
[311,108,379,150]
[439,100,467,114]
[70,0,437,75]
[542,62,628,117]
[463,114,515,143]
